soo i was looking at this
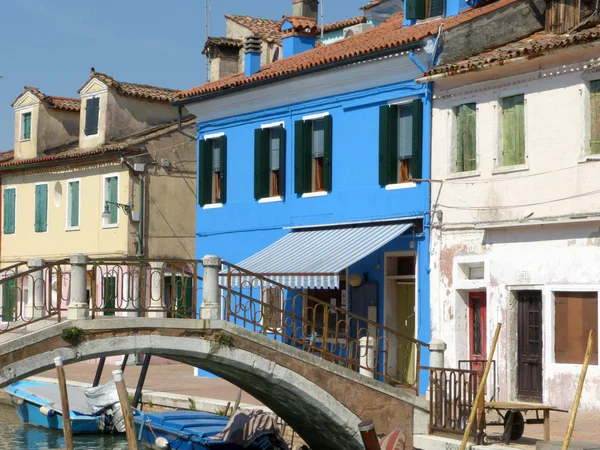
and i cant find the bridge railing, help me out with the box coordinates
[220,261,429,390]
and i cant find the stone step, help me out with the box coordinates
[537,441,600,450]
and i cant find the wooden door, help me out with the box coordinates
[518,291,543,401]
[469,292,487,372]
[397,283,415,385]
[1,279,16,323]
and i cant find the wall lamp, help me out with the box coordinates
[102,201,132,219]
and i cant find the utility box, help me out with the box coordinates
[130,211,140,222]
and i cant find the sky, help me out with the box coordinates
[0,0,367,152]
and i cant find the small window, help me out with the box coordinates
[590,80,600,155]
[262,287,283,331]
[21,112,31,141]
[255,125,286,200]
[164,275,193,318]
[554,292,598,365]
[294,116,332,195]
[103,176,118,226]
[84,97,100,137]
[379,100,423,186]
[102,276,117,316]
[454,103,477,172]
[199,136,227,206]
[67,180,80,229]
[3,188,16,235]
[405,0,444,20]
[501,94,526,166]
[34,184,48,233]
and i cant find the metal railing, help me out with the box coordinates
[221,261,429,390]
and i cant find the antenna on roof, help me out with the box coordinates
[205,0,212,82]
[320,0,324,40]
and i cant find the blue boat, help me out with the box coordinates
[5,380,124,435]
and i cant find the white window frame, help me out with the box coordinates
[262,122,285,200]
[83,94,101,139]
[582,76,600,157]
[102,174,120,229]
[66,178,81,231]
[34,182,49,234]
[20,109,33,142]
[493,92,529,174]
[3,186,17,235]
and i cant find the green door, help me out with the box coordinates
[396,283,416,385]
[2,279,17,323]
[102,277,116,316]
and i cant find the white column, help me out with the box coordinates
[148,262,166,319]
[25,258,45,319]
[67,254,90,320]
[359,336,376,378]
[200,255,221,320]
[429,339,447,368]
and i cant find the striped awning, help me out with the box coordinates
[229,222,413,289]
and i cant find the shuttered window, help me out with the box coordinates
[554,292,598,365]
[3,188,16,235]
[255,125,286,200]
[502,94,526,166]
[67,180,80,229]
[455,103,477,172]
[34,184,48,233]
[102,276,117,316]
[379,99,423,186]
[199,136,227,206]
[84,97,100,136]
[294,116,332,195]
[21,112,32,141]
[104,176,118,225]
[406,0,444,19]
[590,80,600,155]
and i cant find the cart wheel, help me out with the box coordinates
[504,411,525,440]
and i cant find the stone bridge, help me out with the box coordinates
[0,318,428,450]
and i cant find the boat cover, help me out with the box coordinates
[212,410,289,449]
[11,383,96,416]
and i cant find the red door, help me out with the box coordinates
[469,292,487,371]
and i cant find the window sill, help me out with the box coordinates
[302,191,328,198]
[258,196,284,204]
[203,203,224,209]
[578,155,600,164]
[492,164,529,175]
[102,223,119,229]
[83,133,100,140]
[385,182,417,191]
[446,170,480,180]
[66,227,80,232]
[20,138,31,143]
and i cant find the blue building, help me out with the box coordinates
[175,0,511,393]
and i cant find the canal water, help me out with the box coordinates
[0,404,128,449]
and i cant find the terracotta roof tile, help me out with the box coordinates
[0,151,15,163]
[202,37,243,55]
[323,15,367,33]
[361,0,390,11]
[281,15,319,35]
[225,14,283,44]
[424,24,600,77]
[178,0,520,101]
[11,87,81,111]
[79,71,181,102]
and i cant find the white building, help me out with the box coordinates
[422,25,600,410]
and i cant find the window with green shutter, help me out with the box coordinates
[21,112,32,141]
[455,103,477,172]
[34,184,48,233]
[406,0,444,20]
[102,276,116,316]
[84,97,100,136]
[68,180,80,229]
[104,176,118,225]
[502,94,526,166]
[294,116,332,195]
[590,80,600,155]
[198,136,227,206]
[3,188,16,235]
[379,99,423,185]
[255,125,286,200]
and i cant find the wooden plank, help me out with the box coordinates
[485,401,566,411]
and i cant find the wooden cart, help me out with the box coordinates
[484,402,568,444]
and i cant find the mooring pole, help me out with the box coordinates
[113,369,139,450]
[132,354,151,409]
[55,357,74,450]
[92,357,106,387]
[358,420,381,450]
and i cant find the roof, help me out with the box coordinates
[0,118,196,171]
[78,71,181,102]
[202,37,243,55]
[178,0,520,101]
[281,15,319,35]
[225,14,283,44]
[0,151,15,163]
[361,0,390,11]
[424,24,600,77]
[11,87,81,112]
[323,15,367,33]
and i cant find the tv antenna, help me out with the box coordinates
[205,0,212,82]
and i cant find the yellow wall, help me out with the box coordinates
[13,100,39,160]
[1,164,132,263]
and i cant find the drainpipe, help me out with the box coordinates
[138,176,144,257]
[409,51,428,74]
[177,106,197,140]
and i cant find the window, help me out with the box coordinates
[67,180,80,230]
[454,103,477,172]
[103,176,118,226]
[21,112,31,141]
[3,188,16,235]
[165,275,193,318]
[255,125,286,200]
[590,80,600,155]
[262,288,283,331]
[405,0,444,20]
[294,116,332,195]
[199,135,227,206]
[501,94,526,166]
[34,184,48,233]
[379,100,423,186]
[555,292,598,365]
[84,97,100,136]
[102,276,117,316]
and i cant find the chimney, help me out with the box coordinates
[292,0,319,20]
[244,36,262,77]
[281,16,318,58]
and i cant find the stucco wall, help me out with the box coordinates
[225,19,280,71]
[37,105,79,152]
[13,99,40,160]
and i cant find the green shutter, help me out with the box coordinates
[429,0,444,17]
[3,188,15,235]
[103,276,116,316]
[405,0,425,19]
[279,126,287,196]
[198,140,208,206]
[35,184,48,233]
[108,177,118,224]
[456,104,477,172]
[379,105,399,186]
[590,81,600,155]
[70,181,80,228]
[502,95,525,166]
[294,120,306,194]
[322,115,333,192]
[84,97,99,136]
[23,113,31,140]
[411,99,424,180]
[218,136,227,204]
[1,279,16,323]
[254,128,270,200]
